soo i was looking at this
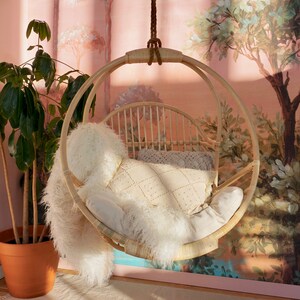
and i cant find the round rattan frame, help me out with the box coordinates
[60,48,260,260]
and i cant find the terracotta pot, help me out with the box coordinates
[0,227,59,298]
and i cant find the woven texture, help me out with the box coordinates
[108,158,216,215]
[138,149,214,170]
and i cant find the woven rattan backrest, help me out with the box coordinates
[102,102,216,159]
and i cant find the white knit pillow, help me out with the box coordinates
[137,148,214,170]
[107,158,216,215]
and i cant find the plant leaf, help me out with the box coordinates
[0,83,22,119]
[48,104,56,116]
[32,50,56,91]
[24,86,35,115]
[15,135,35,171]
[19,112,34,140]
[0,114,7,139]
[61,74,94,122]
[45,138,59,170]
[26,19,35,38]
[8,88,24,129]
[8,130,16,156]
[34,102,45,147]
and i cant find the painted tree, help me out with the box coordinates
[59,25,105,69]
[189,0,300,164]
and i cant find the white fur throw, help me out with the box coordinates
[42,123,127,286]
[43,122,242,286]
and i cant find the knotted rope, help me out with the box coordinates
[147,0,162,65]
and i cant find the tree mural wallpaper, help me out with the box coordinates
[113,0,300,286]
[1,0,299,293]
[184,0,300,285]
[189,0,300,164]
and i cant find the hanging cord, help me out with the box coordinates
[147,0,162,65]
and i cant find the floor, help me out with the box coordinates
[0,271,293,300]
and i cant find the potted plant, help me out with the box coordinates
[0,19,94,298]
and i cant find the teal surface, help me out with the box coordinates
[113,249,148,267]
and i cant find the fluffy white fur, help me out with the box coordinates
[42,123,127,286]
[43,123,192,286]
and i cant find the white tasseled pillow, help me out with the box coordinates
[107,158,216,215]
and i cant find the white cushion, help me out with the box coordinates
[137,148,214,170]
[107,158,216,215]
[186,186,243,242]
[86,189,125,235]
[86,185,243,243]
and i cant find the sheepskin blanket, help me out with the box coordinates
[43,123,194,286]
[43,123,245,286]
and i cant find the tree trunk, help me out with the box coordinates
[0,137,20,244]
[283,110,296,164]
[22,170,29,244]
[266,72,299,164]
[32,159,38,243]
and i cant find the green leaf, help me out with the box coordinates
[15,135,35,171]
[26,83,39,102]
[54,119,63,137]
[18,85,40,139]
[20,67,33,77]
[45,138,59,170]
[0,83,23,119]
[26,19,35,38]
[252,266,264,276]
[0,114,7,139]
[27,45,35,51]
[8,130,16,156]
[34,102,45,147]
[0,62,14,83]
[39,22,50,41]
[19,111,34,140]
[39,21,51,41]
[29,44,43,51]
[24,86,35,115]
[47,116,61,132]
[8,89,24,129]
[48,104,56,116]
[32,50,56,91]
[38,24,46,41]
[26,20,51,42]
[61,74,94,123]
[45,22,51,41]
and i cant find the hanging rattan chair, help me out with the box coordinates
[59,47,260,260]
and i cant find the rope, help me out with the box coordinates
[147,0,162,65]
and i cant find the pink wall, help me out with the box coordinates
[0,0,25,231]
[0,0,56,231]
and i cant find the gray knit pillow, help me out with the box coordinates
[137,149,214,170]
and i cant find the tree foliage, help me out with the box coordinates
[189,0,300,164]
[190,0,300,72]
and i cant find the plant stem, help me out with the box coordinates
[22,170,29,244]
[0,137,20,244]
[52,58,83,74]
[38,225,48,243]
[32,159,38,243]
